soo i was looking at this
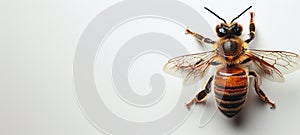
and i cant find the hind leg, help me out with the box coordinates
[186,76,214,109]
[249,71,276,109]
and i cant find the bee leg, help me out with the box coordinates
[186,76,214,109]
[245,12,256,43]
[249,71,276,109]
[185,28,215,44]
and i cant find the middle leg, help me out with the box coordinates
[186,75,214,109]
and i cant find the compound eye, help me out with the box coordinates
[217,27,227,37]
[233,26,242,36]
[234,27,240,33]
[218,27,226,34]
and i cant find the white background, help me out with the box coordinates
[1,0,300,135]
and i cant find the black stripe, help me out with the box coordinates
[216,99,245,108]
[215,84,247,90]
[215,91,246,101]
[219,108,242,118]
[214,88,247,95]
[214,86,247,92]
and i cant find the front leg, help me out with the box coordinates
[245,12,256,43]
[185,28,215,44]
[186,75,214,109]
[249,71,276,109]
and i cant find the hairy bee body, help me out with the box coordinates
[164,6,300,118]
[214,66,248,117]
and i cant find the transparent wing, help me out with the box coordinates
[247,49,300,83]
[163,51,217,85]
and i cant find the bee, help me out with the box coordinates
[163,6,300,118]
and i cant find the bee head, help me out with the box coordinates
[204,6,252,37]
[215,23,243,37]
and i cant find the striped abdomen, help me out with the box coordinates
[214,66,248,118]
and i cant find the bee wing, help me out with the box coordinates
[247,49,300,83]
[163,51,217,85]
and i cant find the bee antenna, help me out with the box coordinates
[231,6,252,23]
[204,7,227,23]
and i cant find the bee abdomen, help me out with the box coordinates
[214,67,248,118]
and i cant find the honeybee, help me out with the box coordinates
[163,6,300,118]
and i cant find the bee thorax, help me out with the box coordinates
[222,40,238,55]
